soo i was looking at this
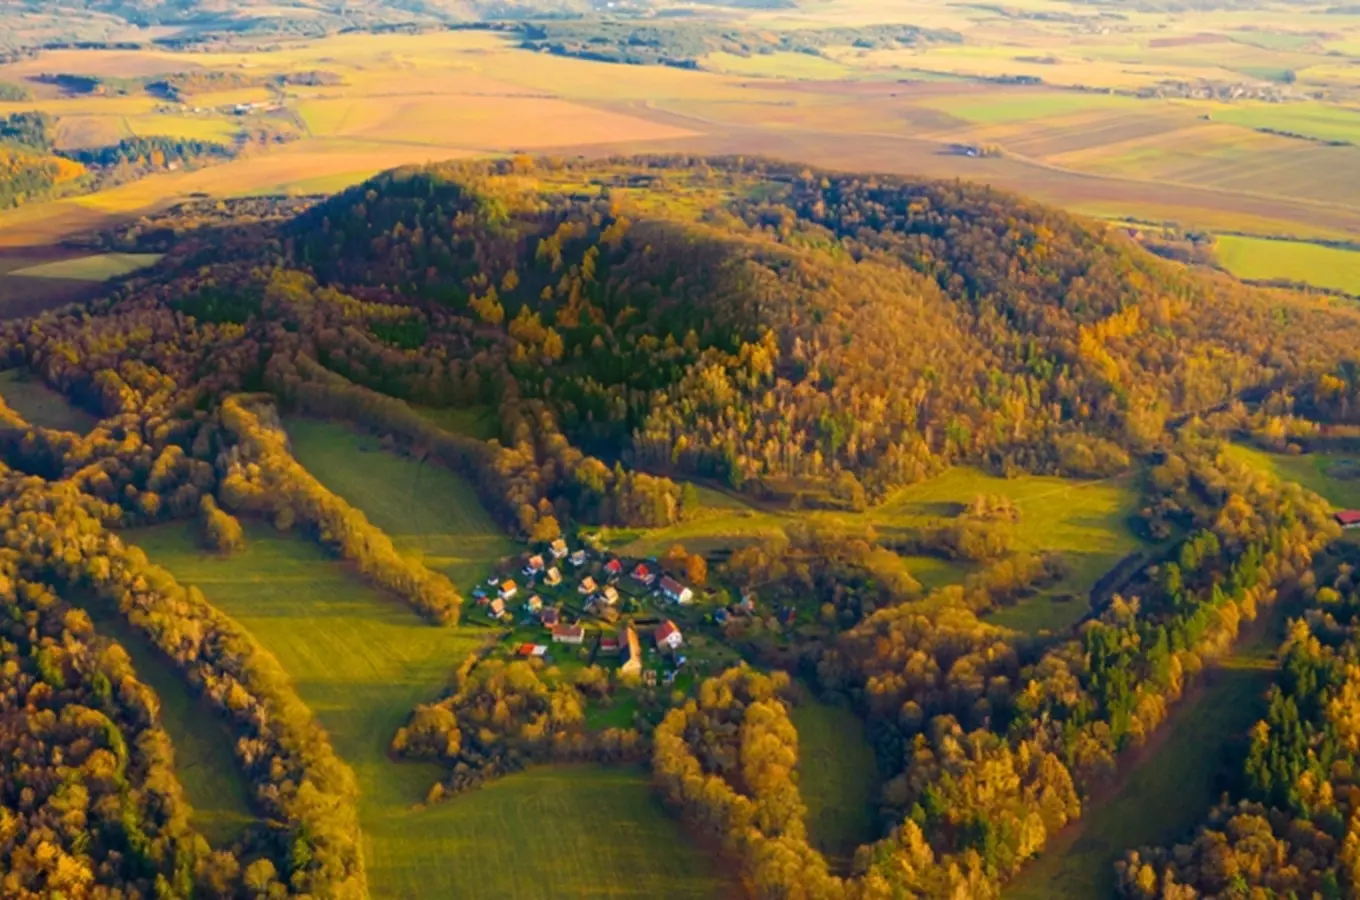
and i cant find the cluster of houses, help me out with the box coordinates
[475,538,696,675]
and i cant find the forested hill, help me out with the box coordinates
[276,155,1360,502]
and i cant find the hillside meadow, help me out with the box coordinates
[609,466,1144,635]
[129,517,736,898]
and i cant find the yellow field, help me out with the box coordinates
[1,8,1359,249]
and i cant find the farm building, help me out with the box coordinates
[656,620,683,651]
[1337,510,1360,529]
[620,624,643,676]
[660,576,694,605]
[552,624,585,644]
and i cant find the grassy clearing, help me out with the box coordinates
[609,467,1141,634]
[9,252,162,281]
[411,404,499,441]
[792,699,881,864]
[283,416,517,588]
[130,519,734,898]
[0,369,99,432]
[1006,663,1271,900]
[74,585,256,847]
[1216,235,1360,295]
[1224,443,1360,509]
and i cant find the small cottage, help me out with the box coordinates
[660,576,694,605]
[578,576,598,596]
[551,624,585,644]
[550,539,569,559]
[655,619,683,651]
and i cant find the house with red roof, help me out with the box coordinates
[655,619,683,652]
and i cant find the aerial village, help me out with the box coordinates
[469,536,755,690]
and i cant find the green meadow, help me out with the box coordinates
[130,520,735,898]
[284,416,518,588]
[1224,443,1360,509]
[792,699,882,866]
[612,466,1141,635]
[1216,235,1360,296]
[1006,662,1271,900]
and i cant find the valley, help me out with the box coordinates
[1,3,1359,899]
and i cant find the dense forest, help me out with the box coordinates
[0,154,1358,896]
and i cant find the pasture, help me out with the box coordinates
[791,698,882,866]
[1215,235,1360,295]
[130,518,733,898]
[0,369,99,432]
[283,416,517,587]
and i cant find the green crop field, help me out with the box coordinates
[74,585,257,847]
[792,699,881,865]
[284,416,518,588]
[1213,103,1360,145]
[1216,235,1360,296]
[0,370,100,432]
[9,252,163,281]
[129,518,734,898]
